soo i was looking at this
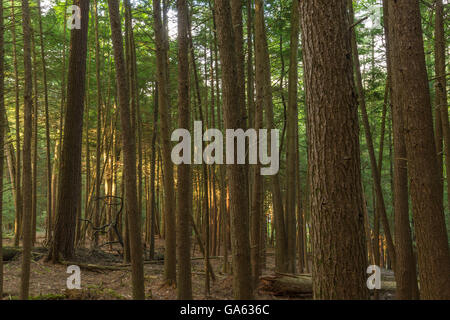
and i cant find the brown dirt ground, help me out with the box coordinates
[1,235,394,300]
[1,235,305,300]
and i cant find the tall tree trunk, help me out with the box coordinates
[285,0,300,274]
[153,0,176,284]
[31,30,38,246]
[11,0,22,247]
[49,0,90,261]
[148,85,158,259]
[176,0,192,300]
[299,0,369,299]
[435,0,450,213]
[215,0,253,299]
[94,0,102,248]
[254,0,287,273]
[382,0,419,300]
[107,0,145,300]
[0,0,4,298]
[37,0,52,245]
[388,0,450,300]
[348,0,396,269]
[20,0,34,300]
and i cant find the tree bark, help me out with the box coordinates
[20,0,34,300]
[254,0,287,274]
[107,0,145,300]
[382,0,419,300]
[286,0,300,274]
[215,0,253,299]
[176,0,192,300]
[37,0,53,246]
[153,0,176,284]
[11,0,22,247]
[49,0,90,261]
[348,0,396,269]
[435,0,450,214]
[388,0,450,299]
[299,0,369,299]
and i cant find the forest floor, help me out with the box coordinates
[1,235,305,300]
[1,234,395,300]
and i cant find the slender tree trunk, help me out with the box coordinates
[254,0,287,273]
[94,0,102,248]
[299,0,369,299]
[349,0,396,269]
[435,0,450,213]
[11,0,22,247]
[148,85,158,259]
[388,0,450,299]
[215,0,253,299]
[176,0,192,299]
[153,0,176,284]
[286,0,300,274]
[108,0,145,300]
[20,0,34,300]
[31,30,38,246]
[37,0,52,245]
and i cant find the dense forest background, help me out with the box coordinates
[0,0,449,300]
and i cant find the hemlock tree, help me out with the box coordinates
[215,0,253,299]
[388,0,450,300]
[20,0,34,300]
[299,0,369,299]
[153,0,177,285]
[48,0,90,262]
[176,0,192,300]
[382,0,419,299]
[107,0,145,300]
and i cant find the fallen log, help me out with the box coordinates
[259,274,313,295]
[60,261,128,273]
[259,273,396,296]
[2,247,21,261]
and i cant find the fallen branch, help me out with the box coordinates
[259,273,396,296]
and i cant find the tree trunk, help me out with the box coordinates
[286,0,300,274]
[176,0,192,300]
[49,0,90,261]
[382,0,419,300]
[153,0,176,284]
[215,0,253,299]
[254,0,288,274]
[348,0,396,269]
[388,0,450,300]
[11,0,22,247]
[108,0,145,300]
[435,0,450,214]
[20,0,34,300]
[299,0,369,299]
[37,0,53,245]
[94,0,102,248]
